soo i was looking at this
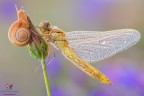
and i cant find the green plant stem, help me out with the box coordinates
[41,59,52,96]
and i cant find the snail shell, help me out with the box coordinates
[8,20,31,47]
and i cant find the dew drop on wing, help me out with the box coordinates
[101,41,106,45]
[66,29,141,63]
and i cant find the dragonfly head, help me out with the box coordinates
[39,21,51,34]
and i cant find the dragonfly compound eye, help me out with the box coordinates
[39,21,51,32]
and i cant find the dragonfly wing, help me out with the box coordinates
[66,29,141,63]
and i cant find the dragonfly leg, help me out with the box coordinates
[46,44,56,66]
[50,43,56,57]
[32,64,41,72]
[46,56,55,65]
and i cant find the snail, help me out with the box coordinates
[8,6,31,47]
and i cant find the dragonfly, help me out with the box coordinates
[38,21,141,84]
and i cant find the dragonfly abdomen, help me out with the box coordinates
[61,46,112,84]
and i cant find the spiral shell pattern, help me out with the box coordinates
[8,20,31,47]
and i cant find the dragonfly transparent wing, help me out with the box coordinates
[66,29,141,63]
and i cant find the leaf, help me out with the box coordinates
[28,34,48,60]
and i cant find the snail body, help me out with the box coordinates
[8,9,31,47]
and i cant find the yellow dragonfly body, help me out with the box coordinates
[39,21,140,84]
